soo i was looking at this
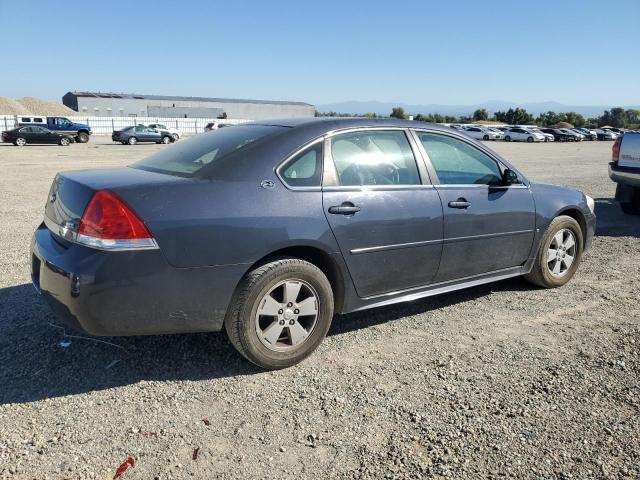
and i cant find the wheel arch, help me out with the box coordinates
[555,207,587,246]
[242,245,346,313]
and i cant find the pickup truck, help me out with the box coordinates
[609,132,640,214]
[17,116,92,143]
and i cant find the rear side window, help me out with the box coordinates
[417,132,503,186]
[132,124,285,176]
[279,143,322,187]
[330,130,420,186]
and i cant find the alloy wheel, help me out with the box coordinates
[547,228,577,277]
[255,279,319,352]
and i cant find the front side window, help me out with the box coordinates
[417,132,503,185]
[279,143,322,187]
[330,130,420,186]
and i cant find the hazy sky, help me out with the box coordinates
[1,0,638,106]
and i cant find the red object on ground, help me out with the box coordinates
[113,457,135,479]
[202,419,210,426]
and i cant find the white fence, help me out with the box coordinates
[0,115,251,135]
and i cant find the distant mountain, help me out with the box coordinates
[315,100,640,118]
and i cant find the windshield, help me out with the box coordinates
[131,124,286,176]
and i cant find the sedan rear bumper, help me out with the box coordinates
[31,222,246,336]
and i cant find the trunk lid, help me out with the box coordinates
[44,167,190,243]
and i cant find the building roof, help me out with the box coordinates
[65,91,313,107]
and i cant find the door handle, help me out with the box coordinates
[328,202,361,215]
[448,198,471,209]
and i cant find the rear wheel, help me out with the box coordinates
[14,137,26,146]
[171,133,179,141]
[76,132,89,143]
[505,135,511,142]
[160,135,171,144]
[127,136,137,145]
[524,215,583,288]
[483,134,489,140]
[59,137,70,146]
[225,258,334,369]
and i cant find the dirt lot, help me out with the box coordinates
[0,138,638,479]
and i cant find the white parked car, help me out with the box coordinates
[463,126,503,140]
[526,127,555,142]
[146,123,182,141]
[504,127,545,143]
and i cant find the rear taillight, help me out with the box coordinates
[76,190,158,251]
[612,136,622,162]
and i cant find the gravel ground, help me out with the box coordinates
[0,138,638,479]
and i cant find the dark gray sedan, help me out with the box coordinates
[112,125,174,145]
[32,118,596,369]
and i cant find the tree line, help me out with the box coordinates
[317,106,640,128]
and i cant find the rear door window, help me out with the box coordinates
[329,130,421,186]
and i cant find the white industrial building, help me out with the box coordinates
[62,91,315,119]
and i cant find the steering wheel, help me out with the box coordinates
[341,162,400,185]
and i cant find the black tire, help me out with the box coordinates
[524,215,583,288]
[59,137,71,146]
[127,136,137,145]
[161,135,171,144]
[14,137,26,146]
[527,136,533,143]
[505,135,511,142]
[171,133,179,141]
[225,258,334,369]
[76,132,89,143]
[483,134,489,140]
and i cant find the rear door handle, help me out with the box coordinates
[448,198,471,209]
[328,202,361,215]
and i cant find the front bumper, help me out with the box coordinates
[609,162,640,188]
[31,222,246,336]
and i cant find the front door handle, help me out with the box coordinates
[448,198,471,209]
[328,202,361,216]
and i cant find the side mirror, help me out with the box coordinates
[503,169,519,185]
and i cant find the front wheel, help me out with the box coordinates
[76,132,89,143]
[524,215,583,288]
[527,136,534,143]
[225,258,334,369]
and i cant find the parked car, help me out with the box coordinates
[146,123,182,141]
[504,127,545,142]
[594,129,617,141]
[526,127,555,142]
[204,121,231,131]
[559,128,583,141]
[463,126,503,140]
[31,118,596,369]
[2,126,75,146]
[112,126,175,145]
[609,132,640,214]
[573,128,597,141]
[17,116,92,143]
[540,128,577,142]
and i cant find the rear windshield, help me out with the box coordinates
[131,124,285,176]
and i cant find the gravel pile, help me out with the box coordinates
[0,96,77,116]
[0,141,638,479]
